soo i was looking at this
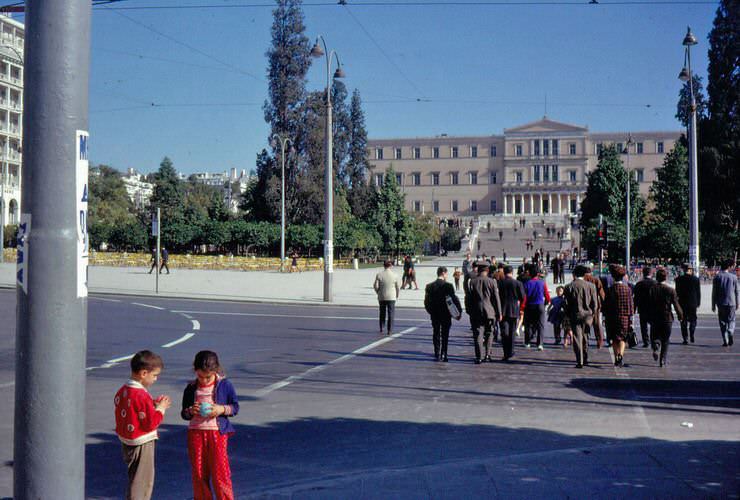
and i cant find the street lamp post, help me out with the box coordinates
[271,133,291,273]
[679,26,700,271]
[311,36,345,302]
[625,134,634,270]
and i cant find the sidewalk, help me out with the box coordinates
[0,259,720,314]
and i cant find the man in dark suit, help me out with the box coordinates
[712,259,738,346]
[467,264,502,363]
[562,265,598,368]
[650,268,684,367]
[424,266,462,362]
[498,265,525,361]
[675,263,701,344]
[632,267,657,348]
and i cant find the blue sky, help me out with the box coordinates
[16,0,719,175]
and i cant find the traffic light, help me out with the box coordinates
[596,218,608,247]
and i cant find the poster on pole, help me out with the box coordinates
[76,130,89,298]
[16,213,30,294]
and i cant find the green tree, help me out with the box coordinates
[88,164,142,250]
[346,89,375,221]
[641,142,689,259]
[579,145,645,261]
[676,75,708,128]
[373,166,409,257]
[150,157,185,247]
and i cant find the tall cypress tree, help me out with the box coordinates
[346,89,375,221]
[676,76,708,128]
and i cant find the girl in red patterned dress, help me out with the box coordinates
[181,351,239,500]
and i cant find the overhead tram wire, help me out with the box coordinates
[92,0,719,10]
[99,4,264,82]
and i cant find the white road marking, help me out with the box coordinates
[191,319,200,331]
[180,313,193,319]
[254,326,419,398]
[89,297,121,303]
[162,333,195,348]
[107,354,135,364]
[131,302,165,310]
[607,347,653,434]
[171,310,420,322]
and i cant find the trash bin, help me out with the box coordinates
[353,258,359,270]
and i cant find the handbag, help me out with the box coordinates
[626,325,638,348]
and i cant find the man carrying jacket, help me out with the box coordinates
[424,267,462,362]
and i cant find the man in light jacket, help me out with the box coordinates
[374,260,400,336]
[712,259,738,347]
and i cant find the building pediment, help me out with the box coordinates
[505,117,588,135]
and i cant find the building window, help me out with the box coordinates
[395,173,402,185]
[413,200,421,212]
[375,173,383,186]
[533,165,541,183]
[471,146,478,158]
[569,143,576,155]
[490,145,497,157]
[490,171,497,184]
[433,147,440,159]
[394,148,402,160]
[552,140,559,156]
[470,172,478,185]
[552,165,559,182]
[617,142,624,154]
[534,141,540,156]
[543,165,550,182]
[451,172,459,185]
[412,173,421,185]
[515,171,523,183]
[657,142,664,153]
[636,169,645,182]
[451,200,458,212]
[413,147,421,159]
[470,200,478,211]
[596,143,604,156]
[490,199,497,213]
[431,172,439,185]
[543,140,549,156]
[569,170,577,182]
[515,144,523,156]
[451,146,459,158]
[433,200,439,213]
[375,148,383,160]
[637,142,644,154]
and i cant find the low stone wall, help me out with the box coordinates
[0,249,353,271]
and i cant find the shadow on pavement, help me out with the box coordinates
[86,418,738,499]
[570,378,740,410]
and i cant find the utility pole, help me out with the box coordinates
[14,1,91,498]
[155,207,160,294]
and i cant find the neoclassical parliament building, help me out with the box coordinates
[367,118,681,219]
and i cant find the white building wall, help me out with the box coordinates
[0,15,23,228]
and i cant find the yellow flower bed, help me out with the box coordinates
[1,249,351,271]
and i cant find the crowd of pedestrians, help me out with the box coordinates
[373,253,738,369]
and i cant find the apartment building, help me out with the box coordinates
[367,117,681,218]
[0,15,22,227]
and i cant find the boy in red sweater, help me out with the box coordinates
[114,350,172,500]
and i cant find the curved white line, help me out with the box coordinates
[162,333,195,348]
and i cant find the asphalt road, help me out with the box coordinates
[0,289,738,499]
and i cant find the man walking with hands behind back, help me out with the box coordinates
[468,263,502,363]
[374,260,400,336]
[562,265,598,368]
[498,265,525,361]
[712,259,738,347]
[675,263,701,344]
[425,267,462,362]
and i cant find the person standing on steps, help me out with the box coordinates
[712,259,738,347]
[675,263,701,344]
[649,268,684,367]
[373,260,400,336]
[424,267,462,362]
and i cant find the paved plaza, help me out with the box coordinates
[0,264,737,498]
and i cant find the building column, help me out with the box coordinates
[528,193,533,214]
[548,193,553,214]
[576,192,581,213]
[538,193,543,214]
[503,194,508,214]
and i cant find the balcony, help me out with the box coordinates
[501,180,585,190]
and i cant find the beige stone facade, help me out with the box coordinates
[367,118,681,218]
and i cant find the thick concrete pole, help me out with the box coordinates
[14,1,91,498]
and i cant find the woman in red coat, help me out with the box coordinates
[603,265,635,367]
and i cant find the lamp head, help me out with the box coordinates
[333,66,346,79]
[310,40,324,58]
[678,67,691,82]
[682,27,697,46]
